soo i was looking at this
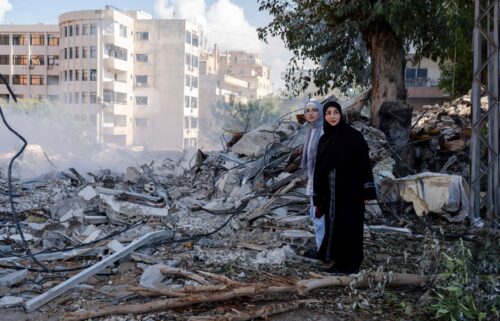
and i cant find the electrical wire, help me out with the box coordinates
[0,73,50,272]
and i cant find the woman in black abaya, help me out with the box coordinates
[313,101,377,274]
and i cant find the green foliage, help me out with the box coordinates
[213,96,283,133]
[437,0,474,98]
[258,0,467,97]
[430,239,499,321]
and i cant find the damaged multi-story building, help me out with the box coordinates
[0,5,204,152]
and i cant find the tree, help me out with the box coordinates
[437,0,474,99]
[257,0,462,126]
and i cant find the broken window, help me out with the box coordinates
[30,55,44,65]
[136,96,148,105]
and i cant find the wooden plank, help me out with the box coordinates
[25,230,172,312]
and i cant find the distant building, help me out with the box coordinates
[198,47,273,150]
[405,53,449,107]
[0,6,204,152]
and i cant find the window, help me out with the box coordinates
[184,96,190,108]
[47,75,59,85]
[0,76,8,84]
[106,44,127,61]
[185,31,191,44]
[136,118,147,126]
[417,68,428,79]
[75,69,80,81]
[0,34,9,45]
[191,117,198,128]
[90,23,97,35]
[12,34,27,45]
[0,94,9,102]
[13,55,27,65]
[137,32,149,40]
[90,46,96,58]
[74,92,80,104]
[192,34,199,47]
[75,46,79,58]
[119,24,127,38]
[184,116,189,128]
[68,92,73,103]
[81,92,88,103]
[136,54,148,62]
[191,97,197,108]
[64,48,67,59]
[90,69,97,81]
[30,75,44,85]
[47,34,59,46]
[30,34,44,45]
[47,95,59,102]
[136,75,148,87]
[75,25,80,36]
[82,69,88,81]
[90,92,97,103]
[192,55,198,68]
[191,76,198,88]
[0,55,9,65]
[69,47,73,59]
[64,26,67,37]
[30,55,44,65]
[47,55,59,65]
[82,24,88,35]
[103,89,113,103]
[64,70,67,81]
[69,25,73,37]
[82,46,88,58]
[185,53,191,66]
[69,70,73,81]
[12,74,27,85]
[136,96,148,105]
[185,75,190,87]
[184,138,189,150]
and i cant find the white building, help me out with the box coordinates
[0,6,203,152]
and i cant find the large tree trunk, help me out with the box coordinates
[366,24,407,127]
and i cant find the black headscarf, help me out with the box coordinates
[316,101,348,174]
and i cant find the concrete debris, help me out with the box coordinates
[0,269,28,287]
[0,93,485,320]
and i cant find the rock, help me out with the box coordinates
[280,229,315,249]
[78,186,98,201]
[217,169,240,194]
[231,124,279,157]
[255,247,287,266]
[59,208,84,222]
[0,295,24,308]
[124,167,143,184]
[139,264,168,290]
[274,215,309,229]
[0,269,28,287]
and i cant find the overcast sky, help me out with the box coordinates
[0,0,291,90]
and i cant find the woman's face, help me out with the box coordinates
[325,107,341,127]
[305,105,320,123]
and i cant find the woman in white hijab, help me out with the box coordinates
[300,100,325,254]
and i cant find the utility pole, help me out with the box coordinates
[471,0,500,228]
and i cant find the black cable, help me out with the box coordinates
[0,73,50,272]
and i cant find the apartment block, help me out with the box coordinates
[0,6,202,152]
[0,25,60,102]
[405,54,448,107]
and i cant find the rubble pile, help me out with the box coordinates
[0,98,497,321]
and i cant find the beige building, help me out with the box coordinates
[0,6,203,152]
[0,25,60,102]
[198,48,272,150]
[405,54,448,107]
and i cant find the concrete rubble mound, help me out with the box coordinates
[0,95,496,320]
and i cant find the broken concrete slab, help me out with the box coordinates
[139,264,169,290]
[0,269,28,287]
[231,124,279,157]
[255,247,287,266]
[216,169,240,194]
[78,186,98,201]
[124,167,143,184]
[0,295,24,308]
[99,194,169,224]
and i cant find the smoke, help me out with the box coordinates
[0,0,12,22]
[0,103,175,179]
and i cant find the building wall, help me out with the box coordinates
[0,25,60,102]
[405,54,448,107]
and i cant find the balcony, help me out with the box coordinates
[103,80,128,93]
[102,102,130,115]
[104,56,129,71]
[405,78,439,88]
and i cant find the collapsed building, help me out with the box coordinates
[0,94,497,320]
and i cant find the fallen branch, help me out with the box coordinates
[188,300,308,321]
[64,272,428,321]
[160,267,211,285]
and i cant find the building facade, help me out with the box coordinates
[0,6,203,152]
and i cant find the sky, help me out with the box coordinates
[0,0,291,90]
